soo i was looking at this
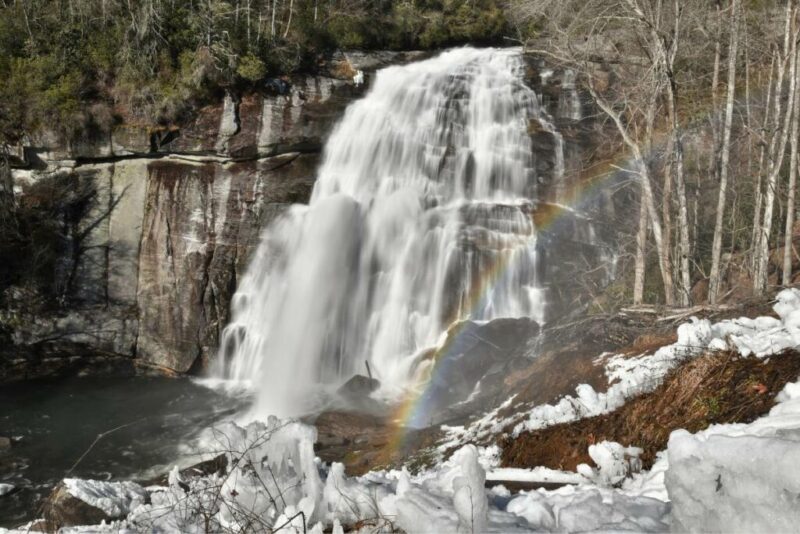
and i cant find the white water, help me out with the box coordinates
[213,47,563,417]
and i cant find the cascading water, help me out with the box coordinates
[213,47,564,417]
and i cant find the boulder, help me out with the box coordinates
[337,374,380,399]
[41,483,116,530]
[416,317,541,425]
[41,478,147,530]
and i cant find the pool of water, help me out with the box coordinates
[0,376,248,527]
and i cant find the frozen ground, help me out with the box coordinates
[5,289,800,533]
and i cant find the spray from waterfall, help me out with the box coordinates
[212,47,564,417]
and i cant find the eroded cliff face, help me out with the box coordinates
[1,52,628,380]
[4,70,365,377]
[135,154,319,373]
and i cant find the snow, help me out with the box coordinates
[505,485,670,532]
[23,289,800,533]
[497,288,800,438]
[0,483,13,496]
[576,441,643,487]
[62,478,147,518]
[666,376,800,533]
[452,445,489,533]
[44,421,671,534]
[486,467,584,485]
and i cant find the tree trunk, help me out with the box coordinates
[709,0,739,304]
[271,0,277,38]
[665,80,691,306]
[283,0,294,38]
[755,1,798,294]
[751,53,777,272]
[633,187,648,305]
[710,0,722,182]
[586,81,674,304]
[661,0,691,306]
[634,66,661,306]
[662,132,674,303]
[783,48,800,285]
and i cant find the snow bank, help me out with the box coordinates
[485,467,584,485]
[506,288,800,436]
[45,418,675,533]
[506,485,670,532]
[667,377,800,533]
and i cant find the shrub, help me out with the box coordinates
[236,54,267,83]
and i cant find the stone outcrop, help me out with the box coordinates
[4,72,364,378]
[38,483,112,531]
[135,154,319,372]
[2,52,628,381]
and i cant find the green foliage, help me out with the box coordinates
[237,54,268,83]
[0,0,508,142]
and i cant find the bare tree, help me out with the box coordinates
[709,0,740,304]
[512,0,680,305]
[754,0,798,295]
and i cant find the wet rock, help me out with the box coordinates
[313,410,442,476]
[0,436,10,450]
[136,154,319,372]
[143,454,228,487]
[337,374,380,399]
[41,483,114,530]
[418,317,541,425]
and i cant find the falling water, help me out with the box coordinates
[213,48,564,417]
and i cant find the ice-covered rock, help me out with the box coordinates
[62,479,146,518]
[41,479,145,529]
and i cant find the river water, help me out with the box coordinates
[0,376,246,527]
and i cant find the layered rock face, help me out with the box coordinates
[5,74,362,377]
[2,53,626,380]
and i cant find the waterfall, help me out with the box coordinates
[213,48,564,417]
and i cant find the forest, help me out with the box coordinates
[4,1,800,533]
[509,0,800,308]
[2,1,800,310]
[0,1,505,140]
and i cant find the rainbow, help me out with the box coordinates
[383,162,632,460]
[380,50,776,461]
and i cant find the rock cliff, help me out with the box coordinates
[1,53,627,380]
[3,71,362,377]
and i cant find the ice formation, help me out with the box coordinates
[576,441,643,487]
[62,479,147,518]
[13,289,800,533]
